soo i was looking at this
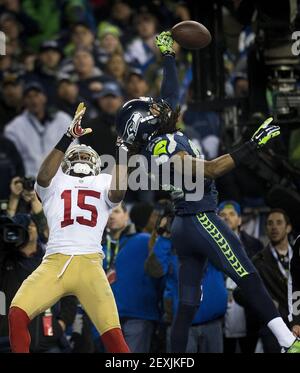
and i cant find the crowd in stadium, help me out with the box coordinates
[0,0,300,353]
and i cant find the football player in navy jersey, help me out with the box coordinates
[116,31,300,353]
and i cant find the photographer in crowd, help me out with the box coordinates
[145,200,227,353]
[6,176,48,241]
[99,202,163,353]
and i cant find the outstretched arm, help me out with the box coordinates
[174,151,235,179]
[173,118,280,179]
[156,31,179,109]
[108,138,129,203]
[37,103,91,187]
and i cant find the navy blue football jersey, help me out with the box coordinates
[140,131,218,215]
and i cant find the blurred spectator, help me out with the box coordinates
[21,0,61,51]
[105,52,129,88]
[4,81,72,177]
[24,40,64,105]
[0,12,23,59]
[64,22,96,57]
[219,201,264,259]
[125,12,158,72]
[145,201,227,353]
[101,203,163,353]
[0,0,39,44]
[21,0,95,51]
[183,87,221,160]
[0,137,24,200]
[218,201,263,353]
[232,72,249,98]
[80,82,123,168]
[56,74,88,118]
[125,68,150,100]
[6,177,49,243]
[20,49,37,73]
[109,1,135,45]
[97,22,123,69]
[0,213,77,352]
[71,48,110,104]
[252,209,293,353]
[129,201,157,234]
[0,54,14,76]
[0,72,23,133]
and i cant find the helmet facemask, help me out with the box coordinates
[62,145,101,176]
[135,98,173,143]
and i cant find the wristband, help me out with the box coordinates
[230,141,257,167]
[55,133,74,153]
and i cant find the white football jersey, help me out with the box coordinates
[35,167,118,257]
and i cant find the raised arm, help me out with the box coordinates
[108,138,129,203]
[156,31,179,109]
[173,117,280,179]
[37,103,91,187]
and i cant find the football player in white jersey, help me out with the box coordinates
[8,103,130,353]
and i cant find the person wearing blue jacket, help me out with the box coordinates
[145,221,227,353]
[101,202,163,353]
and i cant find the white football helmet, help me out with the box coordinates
[61,144,101,176]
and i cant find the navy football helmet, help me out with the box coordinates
[115,97,171,144]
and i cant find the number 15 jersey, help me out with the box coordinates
[35,167,118,257]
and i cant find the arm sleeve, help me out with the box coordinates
[160,55,179,110]
[34,167,64,202]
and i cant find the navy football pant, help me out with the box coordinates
[170,212,280,353]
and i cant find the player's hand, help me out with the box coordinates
[116,136,129,152]
[251,117,280,148]
[67,102,92,139]
[115,136,130,165]
[155,31,175,56]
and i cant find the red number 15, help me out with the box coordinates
[61,189,100,228]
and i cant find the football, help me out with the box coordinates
[171,20,211,50]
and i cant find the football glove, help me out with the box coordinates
[251,117,280,148]
[67,102,92,139]
[155,31,175,56]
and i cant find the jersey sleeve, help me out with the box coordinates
[35,167,64,202]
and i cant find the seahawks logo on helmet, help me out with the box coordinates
[122,112,143,144]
